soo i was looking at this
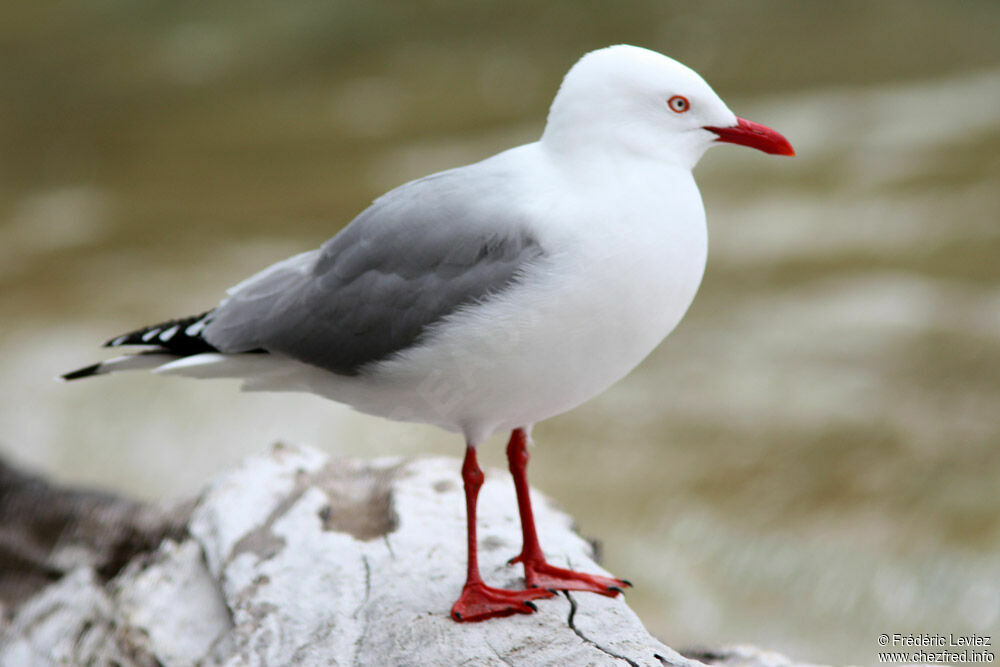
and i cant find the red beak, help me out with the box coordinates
[704,117,795,156]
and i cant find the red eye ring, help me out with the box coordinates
[668,95,690,113]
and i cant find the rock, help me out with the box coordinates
[0,457,188,608]
[0,445,816,666]
[680,646,825,667]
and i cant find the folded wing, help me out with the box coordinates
[203,167,546,376]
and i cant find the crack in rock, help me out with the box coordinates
[352,556,371,621]
[565,591,640,667]
[486,640,517,666]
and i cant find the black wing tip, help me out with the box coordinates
[103,334,127,348]
[61,363,103,381]
[100,310,219,355]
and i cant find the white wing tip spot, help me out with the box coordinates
[159,325,180,342]
[185,319,208,337]
[141,328,161,342]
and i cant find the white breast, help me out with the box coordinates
[351,158,709,444]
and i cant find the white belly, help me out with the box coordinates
[345,171,709,444]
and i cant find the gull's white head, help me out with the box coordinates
[542,45,793,169]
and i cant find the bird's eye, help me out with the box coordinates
[668,95,690,113]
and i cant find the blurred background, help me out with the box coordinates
[2,1,999,662]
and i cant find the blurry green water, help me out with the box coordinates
[2,2,1000,663]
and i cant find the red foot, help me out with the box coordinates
[511,555,631,597]
[450,583,554,622]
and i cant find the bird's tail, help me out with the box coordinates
[61,351,182,380]
[61,310,218,381]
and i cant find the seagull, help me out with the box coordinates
[63,44,793,622]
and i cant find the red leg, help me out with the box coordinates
[450,444,553,622]
[507,428,631,596]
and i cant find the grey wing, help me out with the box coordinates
[203,168,545,376]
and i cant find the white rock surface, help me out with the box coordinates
[0,444,817,666]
